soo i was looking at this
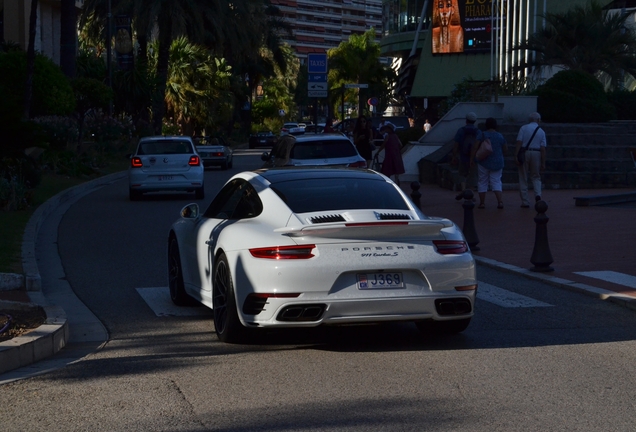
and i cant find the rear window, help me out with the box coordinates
[270,178,409,213]
[290,140,358,160]
[137,140,193,155]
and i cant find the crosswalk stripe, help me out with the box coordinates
[573,271,636,289]
[477,282,553,308]
[136,287,211,317]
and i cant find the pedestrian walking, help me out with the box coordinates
[423,119,431,133]
[472,117,507,209]
[376,122,405,185]
[353,115,374,167]
[452,112,483,200]
[515,112,547,207]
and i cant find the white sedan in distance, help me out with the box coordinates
[168,168,476,343]
[128,136,205,201]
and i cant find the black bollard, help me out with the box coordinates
[461,190,480,251]
[410,181,422,210]
[530,200,554,272]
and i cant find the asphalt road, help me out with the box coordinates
[2,151,636,431]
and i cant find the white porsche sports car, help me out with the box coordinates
[168,168,476,343]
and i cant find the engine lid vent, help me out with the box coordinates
[376,212,412,220]
[310,214,346,224]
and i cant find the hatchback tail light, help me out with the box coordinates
[131,157,143,168]
[188,155,200,166]
[433,240,469,255]
[348,161,367,168]
[249,244,316,259]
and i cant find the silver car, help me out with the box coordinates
[195,136,233,170]
[128,136,205,201]
[261,133,367,168]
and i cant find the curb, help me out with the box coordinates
[0,301,68,375]
[0,171,125,376]
[474,256,636,312]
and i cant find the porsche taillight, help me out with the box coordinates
[348,160,367,168]
[131,157,143,168]
[188,155,200,166]
[249,244,316,259]
[433,240,469,255]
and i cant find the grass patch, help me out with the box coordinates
[0,173,87,273]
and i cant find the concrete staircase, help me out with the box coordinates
[422,121,636,190]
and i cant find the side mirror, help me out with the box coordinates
[261,152,270,161]
[180,203,200,219]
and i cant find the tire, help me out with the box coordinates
[195,185,204,199]
[129,188,142,201]
[213,253,246,343]
[221,160,228,170]
[415,318,471,336]
[228,158,233,169]
[168,237,196,306]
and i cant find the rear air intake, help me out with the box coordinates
[311,214,346,224]
[376,212,411,220]
[435,298,472,316]
[277,304,326,322]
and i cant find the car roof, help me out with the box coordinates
[254,167,382,184]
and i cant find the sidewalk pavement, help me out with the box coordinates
[1,172,636,380]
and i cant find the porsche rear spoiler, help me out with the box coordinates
[274,219,454,240]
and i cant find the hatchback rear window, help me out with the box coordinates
[137,140,192,155]
[270,178,409,213]
[290,140,357,160]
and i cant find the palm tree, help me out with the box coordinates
[517,0,636,90]
[328,29,393,118]
[60,0,77,78]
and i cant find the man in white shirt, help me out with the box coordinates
[515,112,547,207]
[423,119,431,133]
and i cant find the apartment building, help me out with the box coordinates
[271,0,383,60]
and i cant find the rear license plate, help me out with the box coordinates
[158,175,173,181]
[260,140,266,143]
[357,273,404,289]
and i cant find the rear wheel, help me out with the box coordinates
[195,185,204,199]
[228,158,233,169]
[168,238,196,306]
[415,318,471,336]
[213,254,246,343]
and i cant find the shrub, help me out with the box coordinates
[32,116,79,151]
[0,50,75,118]
[607,89,636,120]
[535,70,615,122]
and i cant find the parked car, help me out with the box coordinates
[280,122,305,136]
[167,168,476,343]
[249,131,277,149]
[194,136,233,170]
[128,136,204,201]
[261,133,366,168]
[304,123,325,134]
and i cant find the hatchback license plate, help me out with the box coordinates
[357,273,404,289]
[158,175,173,181]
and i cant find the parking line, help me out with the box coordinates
[573,271,636,289]
[477,282,554,308]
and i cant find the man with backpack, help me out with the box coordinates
[452,112,482,200]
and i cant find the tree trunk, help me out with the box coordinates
[23,0,38,120]
[152,17,172,134]
[60,0,76,78]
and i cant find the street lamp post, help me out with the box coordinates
[106,0,113,115]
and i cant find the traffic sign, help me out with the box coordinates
[307,53,328,74]
[308,90,327,98]
[368,97,378,106]
[308,73,327,82]
[308,82,327,91]
[345,83,369,89]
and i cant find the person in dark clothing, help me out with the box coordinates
[353,115,374,167]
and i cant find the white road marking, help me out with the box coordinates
[574,271,636,289]
[136,287,212,317]
[477,282,553,308]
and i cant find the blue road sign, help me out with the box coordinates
[308,74,327,82]
[307,53,328,74]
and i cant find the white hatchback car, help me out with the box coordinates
[261,133,367,168]
[128,136,205,201]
